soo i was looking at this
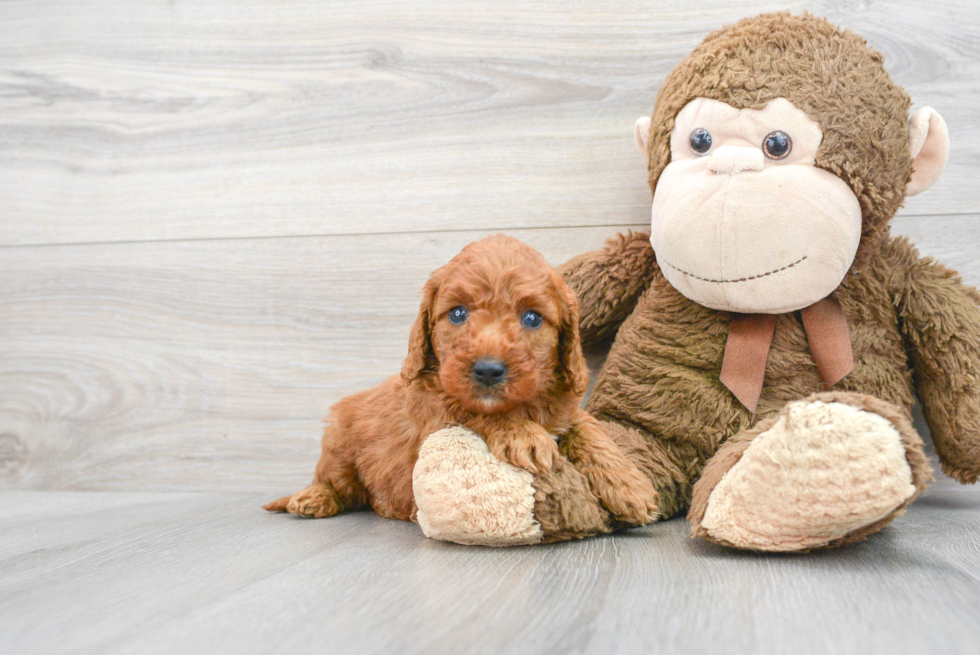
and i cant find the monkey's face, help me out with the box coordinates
[647,98,862,314]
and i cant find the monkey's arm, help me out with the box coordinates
[890,238,980,484]
[558,231,657,348]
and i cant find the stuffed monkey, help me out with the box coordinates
[412,13,980,551]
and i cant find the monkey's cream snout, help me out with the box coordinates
[707,146,765,174]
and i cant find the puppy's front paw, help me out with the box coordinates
[487,428,560,475]
[588,465,660,526]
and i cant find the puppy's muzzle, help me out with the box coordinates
[472,358,507,388]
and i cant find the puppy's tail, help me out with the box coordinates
[263,495,292,512]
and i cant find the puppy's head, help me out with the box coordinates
[401,234,589,414]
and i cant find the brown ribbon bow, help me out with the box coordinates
[719,296,854,413]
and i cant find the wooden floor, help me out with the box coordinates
[2,1,980,653]
[3,471,979,655]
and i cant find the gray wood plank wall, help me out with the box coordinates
[2,0,979,492]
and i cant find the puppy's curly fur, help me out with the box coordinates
[264,235,658,525]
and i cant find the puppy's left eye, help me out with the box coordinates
[448,306,468,325]
[520,310,543,329]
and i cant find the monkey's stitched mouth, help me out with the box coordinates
[661,255,808,284]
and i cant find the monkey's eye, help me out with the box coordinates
[689,128,712,155]
[448,306,468,325]
[520,310,543,329]
[763,131,792,160]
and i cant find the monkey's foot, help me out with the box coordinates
[413,426,543,546]
[688,392,932,552]
[413,427,616,546]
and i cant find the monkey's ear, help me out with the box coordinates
[906,107,949,197]
[634,116,651,155]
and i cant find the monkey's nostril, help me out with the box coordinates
[707,146,765,174]
[472,358,508,387]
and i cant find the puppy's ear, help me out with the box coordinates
[401,273,441,384]
[557,283,590,396]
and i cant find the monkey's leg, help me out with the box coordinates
[413,426,617,545]
[688,392,933,552]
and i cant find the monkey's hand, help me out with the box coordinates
[558,231,658,348]
[892,239,980,484]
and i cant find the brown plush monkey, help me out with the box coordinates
[411,12,980,551]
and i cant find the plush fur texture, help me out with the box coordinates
[413,422,638,545]
[413,426,543,546]
[265,235,658,527]
[648,97,864,314]
[646,12,912,270]
[549,13,980,551]
[564,231,979,519]
[690,394,928,551]
[688,391,932,551]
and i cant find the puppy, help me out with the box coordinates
[264,234,658,525]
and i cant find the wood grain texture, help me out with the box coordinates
[2,4,979,653]
[1,0,977,246]
[0,225,643,491]
[0,486,978,655]
[3,215,980,493]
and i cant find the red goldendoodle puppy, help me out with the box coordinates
[264,234,658,525]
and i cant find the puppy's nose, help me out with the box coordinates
[472,358,507,387]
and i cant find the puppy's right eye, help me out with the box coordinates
[448,306,468,325]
